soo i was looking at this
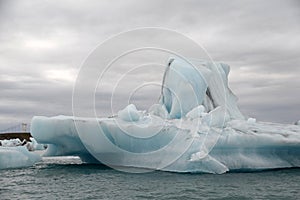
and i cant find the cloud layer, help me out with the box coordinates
[0,0,299,129]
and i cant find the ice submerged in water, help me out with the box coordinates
[31,57,300,174]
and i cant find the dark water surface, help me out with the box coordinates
[1,157,299,200]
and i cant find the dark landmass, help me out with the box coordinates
[0,132,32,141]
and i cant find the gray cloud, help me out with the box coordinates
[0,0,299,129]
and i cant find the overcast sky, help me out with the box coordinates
[0,0,299,130]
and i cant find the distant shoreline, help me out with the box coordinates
[0,132,32,141]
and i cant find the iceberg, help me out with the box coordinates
[0,146,41,170]
[0,137,45,169]
[31,57,300,174]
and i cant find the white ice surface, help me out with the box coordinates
[0,138,22,147]
[247,118,257,124]
[31,115,300,174]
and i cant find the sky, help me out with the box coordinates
[0,0,299,130]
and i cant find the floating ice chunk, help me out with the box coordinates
[295,120,300,125]
[247,118,256,124]
[0,146,41,169]
[118,104,141,122]
[185,105,206,119]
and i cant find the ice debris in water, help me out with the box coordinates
[30,57,300,174]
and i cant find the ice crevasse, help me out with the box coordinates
[31,57,300,174]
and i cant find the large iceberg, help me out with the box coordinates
[31,57,300,174]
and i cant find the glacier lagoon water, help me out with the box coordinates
[1,157,299,200]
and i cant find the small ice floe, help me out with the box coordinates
[0,146,41,170]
